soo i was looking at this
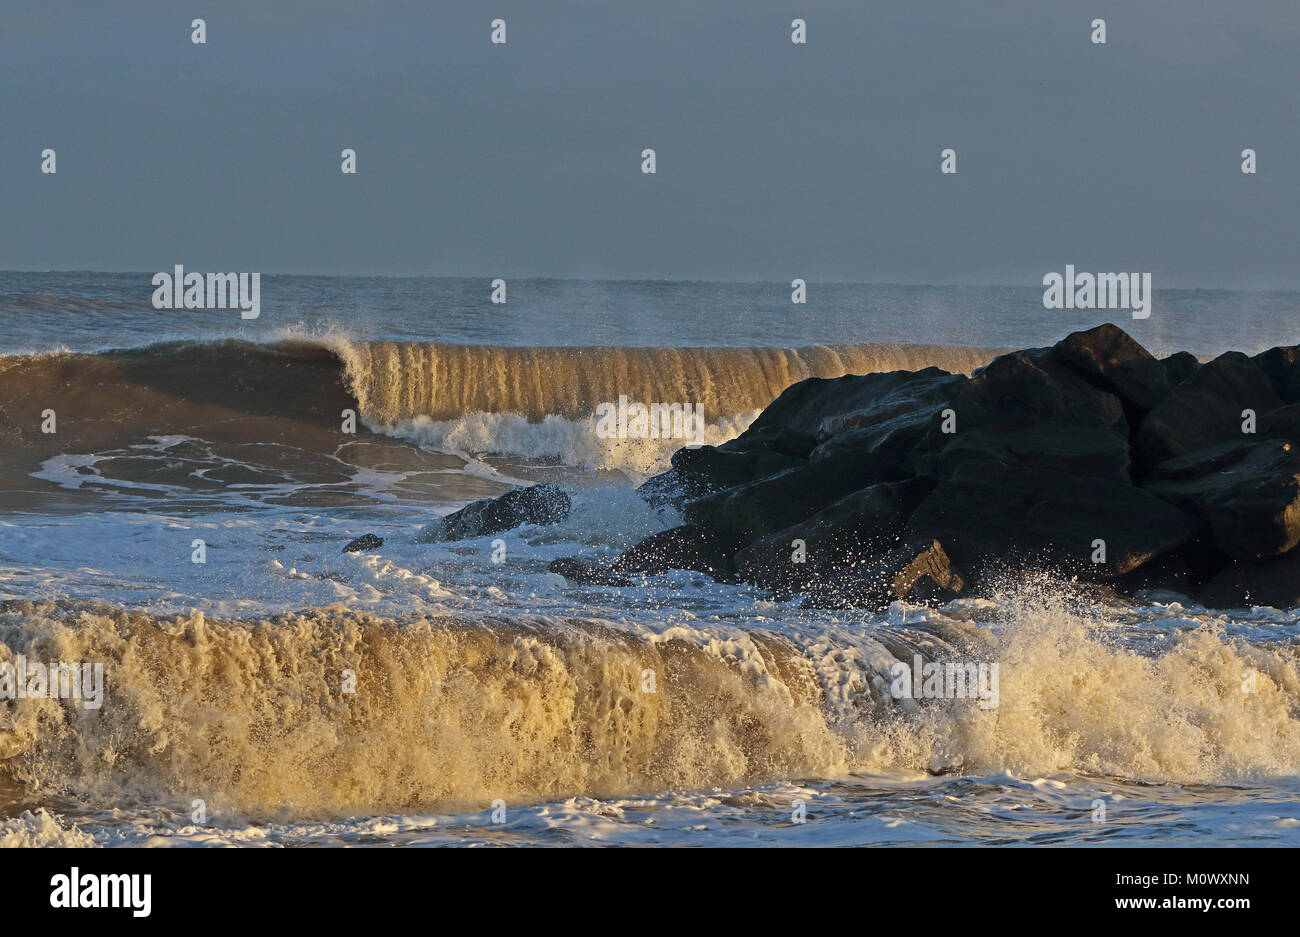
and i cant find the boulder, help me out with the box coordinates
[912,350,1130,480]
[805,406,944,485]
[548,557,632,587]
[904,460,1199,580]
[801,539,967,609]
[1048,323,1170,412]
[1161,351,1202,387]
[613,524,737,580]
[1261,402,1300,443]
[738,367,962,441]
[1198,550,1300,610]
[420,484,571,542]
[637,427,816,509]
[918,422,1131,482]
[342,533,384,553]
[734,479,933,594]
[1252,345,1300,404]
[1143,439,1300,559]
[1134,352,1281,469]
[682,460,865,552]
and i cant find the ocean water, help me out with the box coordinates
[0,271,1298,848]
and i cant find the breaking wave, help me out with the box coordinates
[0,339,999,474]
[1,589,1297,817]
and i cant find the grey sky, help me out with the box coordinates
[2,0,1297,287]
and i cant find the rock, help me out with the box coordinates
[420,484,571,542]
[739,368,962,441]
[342,533,384,553]
[918,422,1131,482]
[668,439,807,496]
[904,460,1199,580]
[1198,550,1300,610]
[613,525,737,580]
[547,557,632,587]
[1048,323,1170,412]
[1143,439,1300,559]
[1252,345,1300,403]
[801,539,967,609]
[682,460,864,552]
[913,349,1130,480]
[1134,351,1281,469]
[1261,402,1300,442]
[1161,351,1202,387]
[637,427,816,510]
[735,479,933,594]
[805,406,943,484]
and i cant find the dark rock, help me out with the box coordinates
[1115,550,1193,595]
[1048,323,1170,412]
[1261,402,1300,443]
[1161,351,1202,387]
[667,440,806,497]
[904,460,1199,580]
[548,557,632,587]
[424,484,571,542]
[919,422,1131,482]
[342,533,384,553]
[682,460,865,552]
[1143,439,1300,559]
[801,539,967,609]
[739,368,962,441]
[726,425,819,458]
[1198,550,1300,610]
[806,406,943,484]
[913,350,1129,480]
[1134,352,1281,470]
[735,479,933,594]
[613,525,737,580]
[1252,345,1300,403]
[637,427,817,510]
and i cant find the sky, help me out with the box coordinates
[1,0,1298,287]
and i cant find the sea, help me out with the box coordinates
[0,271,1298,847]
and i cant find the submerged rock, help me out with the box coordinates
[421,484,571,542]
[342,533,384,553]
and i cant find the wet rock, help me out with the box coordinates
[735,479,933,594]
[613,524,737,580]
[904,460,1199,580]
[801,539,967,609]
[421,484,571,542]
[1198,550,1300,610]
[1144,439,1300,559]
[682,460,864,552]
[805,406,942,485]
[636,427,816,510]
[547,557,632,587]
[342,533,384,553]
[740,368,962,441]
